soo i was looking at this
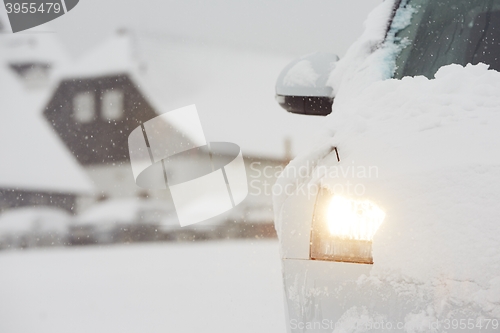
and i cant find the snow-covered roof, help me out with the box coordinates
[0,25,70,69]
[137,35,327,159]
[0,64,93,194]
[59,31,327,159]
[60,30,140,79]
[58,32,208,149]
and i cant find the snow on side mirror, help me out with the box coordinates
[275,52,338,116]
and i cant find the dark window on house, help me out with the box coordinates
[73,91,95,123]
[102,89,124,120]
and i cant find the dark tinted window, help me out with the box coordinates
[394,0,500,79]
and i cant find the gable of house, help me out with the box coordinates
[44,74,163,166]
[44,31,202,168]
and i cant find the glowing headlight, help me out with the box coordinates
[310,190,385,264]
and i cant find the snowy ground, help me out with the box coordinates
[0,240,286,333]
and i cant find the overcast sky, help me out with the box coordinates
[30,0,382,58]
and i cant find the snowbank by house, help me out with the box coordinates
[0,207,70,236]
[0,207,71,249]
[74,198,173,226]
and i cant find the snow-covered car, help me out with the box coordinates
[0,207,71,249]
[274,0,500,332]
[69,198,175,245]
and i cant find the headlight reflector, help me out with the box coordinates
[327,196,385,241]
[310,190,385,264]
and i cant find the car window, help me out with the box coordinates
[393,0,500,79]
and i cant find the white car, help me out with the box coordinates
[274,0,500,332]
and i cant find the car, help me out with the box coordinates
[274,0,500,332]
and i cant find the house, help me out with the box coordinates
[42,32,201,213]
[43,31,290,226]
[0,21,301,240]
[0,62,93,214]
[0,29,296,239]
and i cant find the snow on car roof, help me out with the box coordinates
[0,65,94,194]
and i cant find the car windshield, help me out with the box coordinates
[394,0,500,79]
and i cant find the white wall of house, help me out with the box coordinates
[78,157,286,217]
[78,163,169,213]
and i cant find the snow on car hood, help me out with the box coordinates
[274,62,500,322]
[334,62,500,318]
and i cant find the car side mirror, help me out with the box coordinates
[275,52,339,116]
